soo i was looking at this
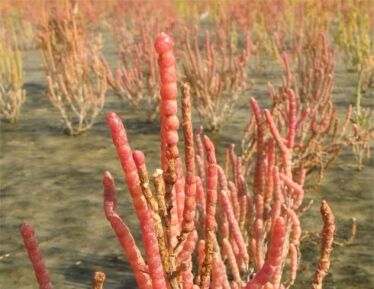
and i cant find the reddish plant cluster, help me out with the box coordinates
[182,24,251,131]
[3,0,372,167]
[241,33,353,185]
[109,2,180,122]
[0,18,26,123]
[21,33,337,289]
[38,1,109,135]
[5,0,369,288]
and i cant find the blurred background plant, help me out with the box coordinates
[334,0,374,169]
[0,0,39,51]
[182,21,251,131]
[350,106,373,170]
[0,18,26,123]
[110,1,180,123]
[38,1,109,136]
[242,32,354,187]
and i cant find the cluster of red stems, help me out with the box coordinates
[108,2,253,131]
[38,2,109,135]
[21,34,336,289]
[109,8,165,123]
[182,25,251,131]
[241,33,353,182]
[2,1,372,171]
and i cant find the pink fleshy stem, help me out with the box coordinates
[250,97,265,197]
[265,140,275,212]
[106,113,166,289]
[106,112,143,192]
[176,230,198,265]
[295,168,307,188]
[295,108,310,131]
[222,238,242,284]
[220,190,249,265]
[254,219,264,270]
[196,154,206,182]
[212,254,224,289]
[228,144,238,186]
[280,52,292,87]
[279,173,304,209]
[20,223,54,289]
[244,218,286,289]
[235,157,243,192]
[270,167,284,230]
[264,282,274,289]
[289,243,298,286]
[255,194,264,222]
[214,253,231,289]
[220,260,232,289]
[239,194,248,231]
[264,109,292,178]
[155,33,179,171]
[230,235,240,261]
[228,181,240,220]
[286,208,302,247]
[155,33,180,251]
[219,211,230,241]
[250,238,257,269]
[199,135,218,288]
[180,83,197,235]
[218,165,229,192]
[195,126,206,181]
[238,175,248,199]
[103,171,152,289]
[196,239,206,285]
[195,126,205,158]
[286,89,297,149]
[196,176,206,217]
[271,266,282,289]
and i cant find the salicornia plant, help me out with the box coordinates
[38,1,109,135]
[182,23,251,131]
[334,0,374,168]
[0,18,26,123]
[110,1,179,123]
[20,33,336,289]
[242,33,353,185]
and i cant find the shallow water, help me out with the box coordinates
[0,37,373,289]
